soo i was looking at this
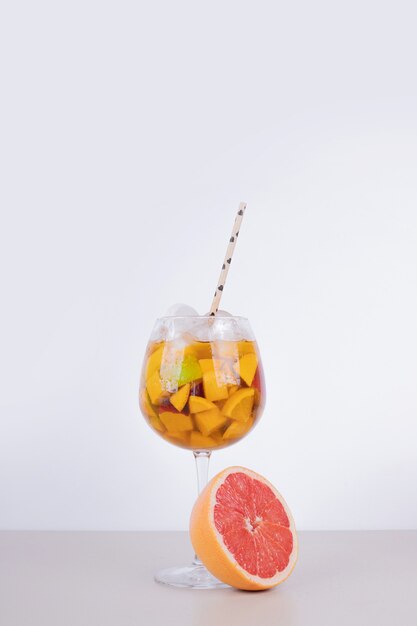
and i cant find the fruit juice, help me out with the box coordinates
[139,339,265,450]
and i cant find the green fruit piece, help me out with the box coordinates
[178,354,202,386]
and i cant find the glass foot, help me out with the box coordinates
[155,563,228,589]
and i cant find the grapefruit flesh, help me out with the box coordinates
[190,467,298,590]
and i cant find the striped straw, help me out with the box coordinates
[209,202,247,316]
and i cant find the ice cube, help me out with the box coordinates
[164,317,194,342]
[211,317,244,341]
[186,316,242,342]
[164,303,199,317]
[187,318,212,342]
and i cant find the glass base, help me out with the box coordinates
[155,563,228,589]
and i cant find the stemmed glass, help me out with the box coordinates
[139,314,265,588]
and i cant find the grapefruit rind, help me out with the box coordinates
[190,466,298,591]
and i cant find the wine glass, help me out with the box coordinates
[139,314,265,588]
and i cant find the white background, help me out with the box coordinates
[1,1,416,531]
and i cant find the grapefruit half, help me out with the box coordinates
[190,466,298,590]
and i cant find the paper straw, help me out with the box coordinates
[209,202,247,316]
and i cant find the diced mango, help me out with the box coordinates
[238,353,258,386]
[170,383,190,412]
[202,370,228,402]
[206,428,224,442]
[146,371,164,405]
[189,395,217,413]
[194,408,228,436]
[149,414,165,432]
[166,430,190,444]
[139,388,157,419]
[190,431,219,449]
[223,418,253,440]
[185,342,212,360]
[238,341,256,357]
[159,411,193,432]
[145,346,164,380]
[199,358,214,373]
[222,388,255,422]
[227,384,239,397]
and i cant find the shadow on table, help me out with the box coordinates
[188,586,299,626]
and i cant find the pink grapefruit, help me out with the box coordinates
[190,466,298,590]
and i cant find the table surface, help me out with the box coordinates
[1,531,416,626]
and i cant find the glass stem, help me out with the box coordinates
[192,451,211,566]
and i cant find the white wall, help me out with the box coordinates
[1,1,416,531]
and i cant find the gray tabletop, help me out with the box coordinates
[1,531,416,626]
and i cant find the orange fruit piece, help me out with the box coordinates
[222,418,253,440]
[146,371,164,405]
[222,388,255,422]
[194,408,228,436]
[238,353,258,386]
[238,340,256,356]
[149,414,165,433]
[202,371,228,402]
[159,411,193,432]
[190,431,219,449]
[190,466,298,590]
[170,383,190,412]
[198,358,215,373]
[166,430,190,445]
[145,345,164,380]
[185,342,212,360]
[227,384,239,397]
[189,396,217,413]
[139,389,157,419]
